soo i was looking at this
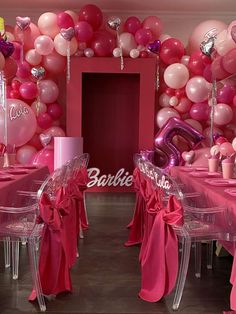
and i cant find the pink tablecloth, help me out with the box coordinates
[170,166,236,311]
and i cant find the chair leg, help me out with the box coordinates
[4,237,11,268]
[206,241,214,270]
[28,236,46,312]
[195,242,202,278]
[12,240,19,280]
[172,237,191,311]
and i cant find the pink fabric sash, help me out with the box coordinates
[139,193,183,302]
[29,189,72,300]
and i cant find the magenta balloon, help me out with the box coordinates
[217,84,236,104]
[91,30,116,57]
[188,51,211,76]
[78,4,103,30]
[124,16,141,35]
[19,81,38,100]
[57,12,75,28]
[74,21,94,42]
[153,117,204,171]
[160,38,185,65]
[31,147,54,173]
[189,101,210,121]
[134,28,153,46]
[16,61,31,79]
[221,48,236,74]
[47,103,63,120]
[42,51,66,74]
[37,112,53,129]
[38,79,59,104]
[0,99,37,147]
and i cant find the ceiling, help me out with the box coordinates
[2,0,236,14]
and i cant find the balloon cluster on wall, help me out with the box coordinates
[0,4,235,167]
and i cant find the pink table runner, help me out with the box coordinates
[170,166,236,311]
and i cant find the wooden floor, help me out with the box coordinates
[0,192,233,314]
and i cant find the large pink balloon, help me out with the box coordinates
[38,79,59,104]
[0,99,37,147]
[42,51,66,74]
[118,32,137,57]
[38,12,60,38]
[31,147,54,173]
[16,145,37,164]
[164,63,189,89]
[142,16,163,39]
[78,4,103,30]
[91,30,116,57]
[185,76,211,103]
[188,20,227,54]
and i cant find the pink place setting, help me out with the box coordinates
[205,178,236,187]
[190,171,221,178]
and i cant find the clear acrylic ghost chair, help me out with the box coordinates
[0,166,67,311]
[139,160,228,311]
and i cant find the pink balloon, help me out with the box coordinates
[64,10,78,24]
[0,99,37,147]
[159,93,171,108]
[160,38,185,65]
[214,103,233,126]
[38,79,59,104]
[44,126,66,137]
[16,145,37,164]
[164,63,189,89]
[188,20,227,54]
[19,81,38,100]
[156,107,180,128]
[75,21,94,42]
[14,22,41,51]
[57,12,75,28]
[11,41,21,60]
[31,147,54,173]
[91,30,116,57]
[188,51,211,75]
[211,56,230,80]
[16,61,31,79]
[78,4,103,31]
[217,84,236,104]
[185,76,211,103]
[142,15,163,39]
[189,101,210,121]
[42,51,66,74]
[54,34,78,56]
[37,112,53,129]
[214,29,236,56]
[47,103,63,120]
[0,52,5,71]
[34,35,54,56]
[3,57,17,80]
[25,48,42,66]
[219,142,235,156]
[203,64,213,82]
[124,16,141,35]
[27,132,43,150]
[134,28,153,46]
[175,97,192,114]
[118,32,137,57]
[191,147,211,167]
[38,12,60,38]
[221,48,236,74]
[31,101,47,116]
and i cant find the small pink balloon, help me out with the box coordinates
[175,97,192,114]
[31,101,47,116]
[156,107,180,128]
[219,142,235,156]
[134,28,153,46]
[189,101,210,121]
[54,34,78,56]
[34,35,54,56]
[38,79,59,104]
[91,30,116,57]
[25,49,42,66]
[31,147,54,173]
[44,126,66,137]
[118,32,137,57]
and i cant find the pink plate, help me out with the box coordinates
[190,171,221,178]
[6,169,29,175]
[205,178,236,187]
[224,188,236,196]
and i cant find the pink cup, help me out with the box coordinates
[208,158,219,173]
[222,162,234,179]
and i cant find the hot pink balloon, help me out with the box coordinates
[16,61,31,79]
[31,146,54,173]
[188,51,211,76]
[142,15,163,39]
[160,38,185,65]
[38,79,59,104]
[185,76,211,103]
[0,99,37,147]
[37,112,53,129]
[217,84,236,104]
[91,30,116,57]
[47,103,63,120]
[134,28,153,46]
[57,12,75,28]
[19,81,38,100]
[16,145,37,164]
[189,101,210,121]
[124,16,141,35]
[75,21,94,42]
[78,4,103,31]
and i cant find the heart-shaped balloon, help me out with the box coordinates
[39,133,52,147]
[107,16,121,31]
[31,66,45,81]
[60,27,75,41]
[200,36,215,57]
[231,25,236,43]
[16,16,31,31]
[0,39,14,58]
[182,150,195,164]
[147,40,161,54]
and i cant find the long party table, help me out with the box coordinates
[170,166,236,311]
